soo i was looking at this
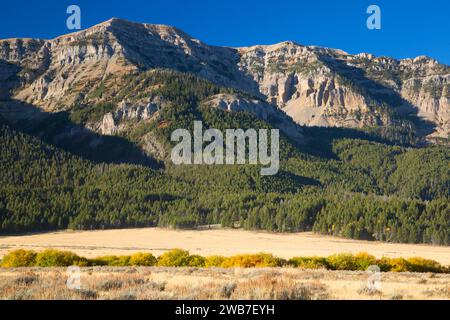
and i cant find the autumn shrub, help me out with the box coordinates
[157,249,191,267]
[88,255,118,266]
[386,258,410,272]
[375,257,394,272]
[326,253,358,271]
[221,253,282,268]
[92,255,133,266]
[373,257,443,273]
[289,257,329,269]
[205,255,226,268]
[115,255,132,266]
[354,252,377,270]
[187,255,206,267]
[129,253,157,266]
[1,249,37,268]
[35,249,87,267]
[1,248,447,273]
[405,257,443,273]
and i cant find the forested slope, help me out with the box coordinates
[1,100,449,244]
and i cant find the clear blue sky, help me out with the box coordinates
[1,0,449,64]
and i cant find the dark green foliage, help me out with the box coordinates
[35,249,88,267]
[312,194,450,244]
[70,102,115,124]
[0,70,448,245]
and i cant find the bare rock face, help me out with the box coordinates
[0,18,448,142]
[99,113,117,135]
[204,93,304,141]
[0,19,256,111]
[400,71,450,138]
[97,97,164,135]
[237,42,450,138]
[4,21,136,110]
[205,93,274,117]
[0,38,47,65]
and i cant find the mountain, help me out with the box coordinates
[0,18,256,109]
[1,112,449,243]
[0,19,449,244]
[238,43,449,140]
[0,18,449,144]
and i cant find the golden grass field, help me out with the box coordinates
[0,267,449,300]
[1,228,449,264]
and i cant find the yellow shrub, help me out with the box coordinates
[110,255,131,266]
[205,255,226,268]
[327,253,358,271]
[157,249,191,267]
[35,249,86,267]
[88,255,131,266]
[89,255,119,266]
[3,248,447,274]
[187,255,206,267]
[129,253,157,266]
[354,252,377,270]
[406,257,443,273]
[73,258,89,267]
[289,257,329,269]
[375,257,394,272]
[1,249,37,268]
[387,258,410,272]
[221,253,282,268]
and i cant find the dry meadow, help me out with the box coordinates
[0,267,449,300]
[1,228,449,264]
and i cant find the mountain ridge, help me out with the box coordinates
[0,19,449,244]
[2,18,444,64]
[0,18,449,143]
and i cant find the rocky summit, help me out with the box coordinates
[0,18,449,143]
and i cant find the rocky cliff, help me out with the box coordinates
[237,43,449,139]
[0,18,448,142]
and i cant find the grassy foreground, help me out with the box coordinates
[1,249,449,273]
[1,267,449,300]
